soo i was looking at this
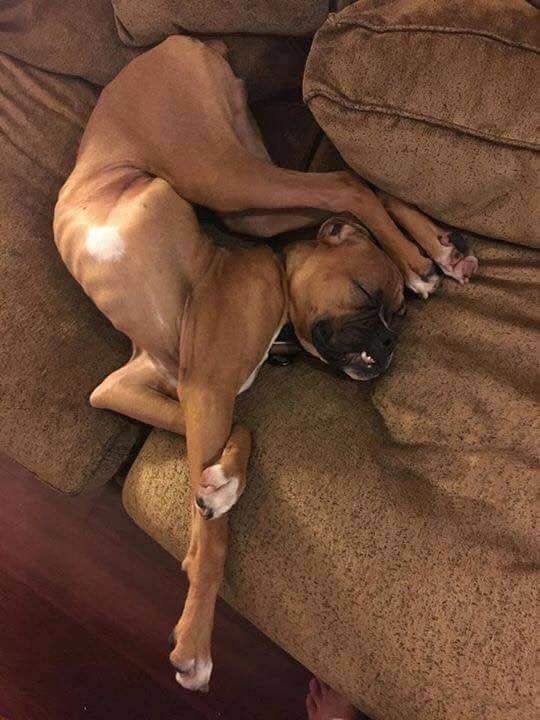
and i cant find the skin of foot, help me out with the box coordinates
[306,677,359,720]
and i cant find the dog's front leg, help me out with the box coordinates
[167,246,284,692]
[377,191,479,284]
[169,383,251,692]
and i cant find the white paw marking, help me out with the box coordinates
[174,657,213,692]
[198,465,240,518]
[86,225,124,261]
[407,272,440,299]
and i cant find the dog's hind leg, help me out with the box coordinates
[378,192,479,284]
[89,350,185,434]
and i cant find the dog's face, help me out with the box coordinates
[285,217,405,380]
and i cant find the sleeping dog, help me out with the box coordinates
[53,36,477,692]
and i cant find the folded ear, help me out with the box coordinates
[317,215,368,246]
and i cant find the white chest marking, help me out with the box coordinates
[85,225,125,262]
[239,324,284,394]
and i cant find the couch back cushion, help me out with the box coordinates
[112,0,335,44]
[304,0,540,246]
[0,0,309,100]
[0,0,137,85]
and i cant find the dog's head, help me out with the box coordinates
[285,216,405,380]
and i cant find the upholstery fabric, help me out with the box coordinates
[0,53,142,493]
[0,0,308,102]
[112,0,339,44]
[0,0,137,85]
[304,0,540,246]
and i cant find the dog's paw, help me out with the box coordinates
[195,464,241,520]
[405,262,440,299]
[436,231,479,284]
[169,627,213,692]
[446,254,478,284]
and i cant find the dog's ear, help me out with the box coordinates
[317,215,367,246]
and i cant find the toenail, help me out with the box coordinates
[195,495,215,519]
[450,230,467,253]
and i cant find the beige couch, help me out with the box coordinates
[1,2,537,718]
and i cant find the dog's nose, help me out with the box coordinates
[377,327,397,351]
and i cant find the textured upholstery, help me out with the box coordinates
[0,0,137,85]
[0,53,142,493]
[0,0,308,102]
[304,0,540,246]
[112,0,342,44]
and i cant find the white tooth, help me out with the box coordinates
[361,351,375,365]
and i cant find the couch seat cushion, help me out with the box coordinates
[0,53,142,493]
[304,0,539,246]
[122,234,537,719]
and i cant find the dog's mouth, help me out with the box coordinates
[342,351,394,381]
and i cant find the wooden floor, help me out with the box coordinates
[0,453,312,720]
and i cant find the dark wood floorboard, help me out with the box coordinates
[0,453,311,720]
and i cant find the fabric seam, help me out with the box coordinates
[304,86,539,150]
[326,15,540,54]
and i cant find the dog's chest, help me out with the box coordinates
[238,324,284,394]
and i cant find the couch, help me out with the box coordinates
[1,1,537,718]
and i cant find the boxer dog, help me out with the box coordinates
[53,36,477,692]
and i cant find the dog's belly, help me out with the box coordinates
[54,171,196,369]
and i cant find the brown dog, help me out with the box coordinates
[53,36,477,691]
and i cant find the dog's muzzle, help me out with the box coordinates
[343,325,397,381]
